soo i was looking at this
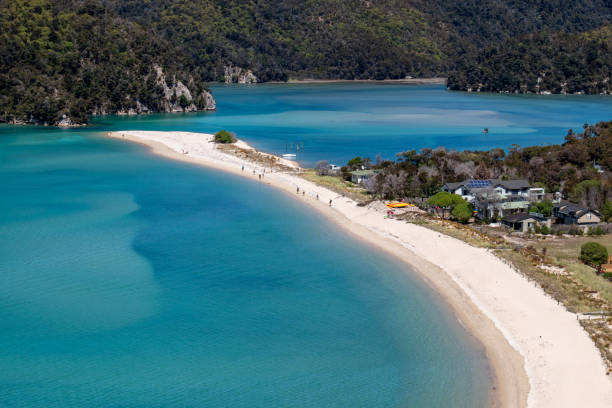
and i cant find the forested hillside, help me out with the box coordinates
[448,25,612,94]
[1,0,611,125]
[0,0,215,126]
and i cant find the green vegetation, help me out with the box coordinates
[580,242,609,265]
[214,130,235,144]
[345,121,612,213]
[451,201,473,223]
[427,192,464,208]
[448,24,612,94]
[4,0,612,124]
[0,0,212,125]
[602,201,612,222]
[530,200,554,217]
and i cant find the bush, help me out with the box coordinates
[427,191,465,208]
[602,200,612,222]
[539,224,551,235]
[603,272,612,281]
[580,242,608,265]
[214,130,235,144]
[452,201,473,223]
[530,200,553,217]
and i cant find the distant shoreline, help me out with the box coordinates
[106,130,612,408]
[273,77,447,85]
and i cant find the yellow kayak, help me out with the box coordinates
[386,202,408,208]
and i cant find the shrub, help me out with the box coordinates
[530,200,553,217]
[602,200,612,222]
[603,272,612,281]
[580,242,608,265]
[214,130,235,144]
[539,224,550,235]
[452,201,473,223]
[427,191,465,208]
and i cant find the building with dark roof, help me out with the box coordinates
[554,201,601,225]
[501,212,551,232]
[441,179,545,219]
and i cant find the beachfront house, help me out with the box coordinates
[327,163,341,175]
[553,201,601,225]
[501,212,552,232]
[350,169,379,185]
[442,179,545,219]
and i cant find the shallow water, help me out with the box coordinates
[94,83,612,166]
[0,127,490,407]
[1,85,610,406]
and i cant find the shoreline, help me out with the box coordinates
[106,131,612,407]
[275,77,446,85]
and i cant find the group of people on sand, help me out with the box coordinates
[296,186,332,206]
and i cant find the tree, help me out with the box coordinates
[530,200,553,217]
[347,157,363,168]
[602,200,612,222]
[452,201,473,223]
[580,242,608,265]
[214,130,235,144]
[428,191,466,218]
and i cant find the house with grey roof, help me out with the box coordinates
[441,179,545,219]
[553,201,601,225]
[501,212,551,232]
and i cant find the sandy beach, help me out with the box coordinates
[107,130,612,408]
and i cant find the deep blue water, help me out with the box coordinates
[1,85,611,406]
[93,83,612,166]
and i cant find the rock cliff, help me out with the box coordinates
[224,65,257,84]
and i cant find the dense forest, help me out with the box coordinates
[448,25,612,94]
[0,0,215,126]
[342,121,612,211]
[2,0,612,124]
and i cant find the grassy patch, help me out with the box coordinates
[299,170,371,202]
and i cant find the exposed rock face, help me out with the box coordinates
[153,65,216,112]
[224,65,257,84]
[94,65,216,118]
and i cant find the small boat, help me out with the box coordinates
[282,153,297,160]
[386,202,408,208]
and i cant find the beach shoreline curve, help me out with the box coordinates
[106,130,612,408]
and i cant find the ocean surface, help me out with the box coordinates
[95,83,612,166]
[1,85,610,407]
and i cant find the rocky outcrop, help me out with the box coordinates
[93,65,216,118]
[224,65,257,84]
[153,65,217,112]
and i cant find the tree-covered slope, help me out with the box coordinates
[114,0,612,82]
[448,25,612,94]
[2,0,612,125]
[0,0,214,126]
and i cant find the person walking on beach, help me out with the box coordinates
[297,187,300,194]
[241,165,244,171]
[329,199,332,207]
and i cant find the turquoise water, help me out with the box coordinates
[94,83,612,166]
[1,85,611,406]
[0,126,490,407]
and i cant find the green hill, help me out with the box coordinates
[0,0,215,126]
[1,0,612,125]
[448,25,612,94]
